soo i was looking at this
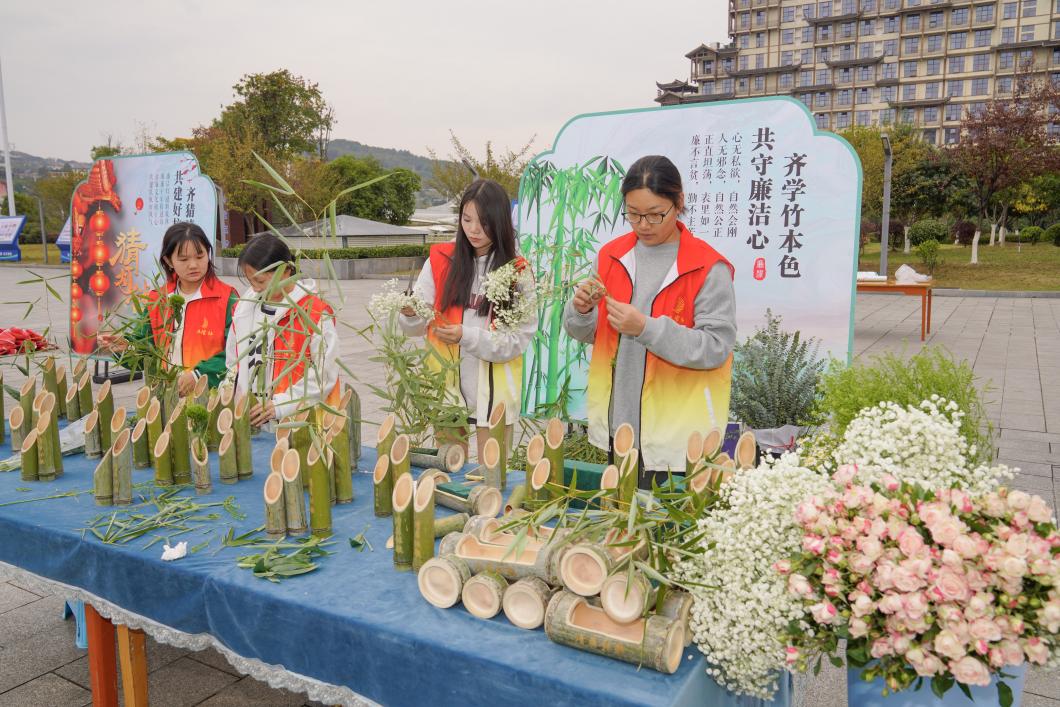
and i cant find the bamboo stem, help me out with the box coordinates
[135,386,151,423]
[290,410,310,488]
[390,434,410,480]
[461,570,508,619]
[191,375,209,407]
[64,383,80,424]
[417,554,471,609]
[412,475,436,572]
[281,448,307,535]
[20,429,38,481]
[35,415,57,481]
[686,431,704,476]
[373,455,393,517]
[168,399,191,485]
[376,413,396,461]
[504,485,527,514]
[55,365,68,419]
[735,431,757,470]
[528,459,551,504]
[112,428,133,505]
[145,398,163,459]
[96,380,114,450]
[408,444,466,473]
[344,384,361,465]
[46,394,63,477]
[9,406,24,451]
[391,472,414,571]
[192,438,211,495]
[109,406,128,448]
[42,359,58,415]
[83,409,102,459]
[233,393,253,480]
[600,570,656,624]
[487,402,507,490]
[544,418,565,497]
[218,430,238,484]
[77,371,93,419]
[503,576,556,630]
[435,482,503,518]
[332,415,353,504]
[94,449,114,505]
[205,389,221,451]
[132,419,151,469]
[18,377,35,435]
[153,427,173,487]
[306,442,332,537]
[263,472,287,539]
[482,437,502,490]
[72,358,87,380]
[434,513,469,537]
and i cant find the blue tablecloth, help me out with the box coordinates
[0,430,790,707]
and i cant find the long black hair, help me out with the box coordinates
[621,155,685,213]
[237,233,294,280]
[160,222,215,281]
[439,179,517,316]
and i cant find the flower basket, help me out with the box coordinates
[848,663,1026,707]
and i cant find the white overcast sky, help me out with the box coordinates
[1,0,728,163]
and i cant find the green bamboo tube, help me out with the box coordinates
[658,588,695,647]
[412,475,436,572]
[112,427,133,505]
[191,438,211,495]
[64,383,80,424]
[93,449,114,506]
[481,437,502,490]
[8,406,24,451]
[702,427,723,459]
[544,591,683,675]
[134,386,151,423]
[18,377,35,432]
[613,420,635,477]
[145,398,163,456]
[599,464,620,511]
[600,570,656,625]
[205,389,222,451]
[263,472,287,540]
[233,393,253,480]
[34,415,57,481]
[77,371,93,420]
[487,402,507,490]
[417,554,472,609]
[41,359,58,414]
[323,438,336,505]
[559,543,614,596]
[391,472,414,571]
[20,429,38,481]
[373,454,393,517]
[435,482,503,518]
[735,431,757,470]
[343,384,361,464]
[439,531,562,585]
[83,409,102,459]
[685,431,704,476]
[280,448,307,535]
[109,405,127,443]
[376,413,396,461]
[95,380,114,450]
[153,427,174,487]
[218,430,238,485]
[434,512,469,537]
[418,468,450,486]
[390,433,410,481]
[55,365,68,419]
[131,418,151,469]
[617,449,639,507]
[45,394,63,477]
[168,399,191,485]
[461,570,508,619]
[289,410,310,486]
[528,459,551,504]
[544,418,565,496]
[503,576,556,630]
[332,416,353,505]
[463,515,546,551]
[409,444,466,474]
[504,485,527,514]
[216,406,233,437]
[191,374,209,407]
[306,442,332,537]
[218,382,234,425]
[72,357,86,380]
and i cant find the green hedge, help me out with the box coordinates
[1021,226,1044,244]
[908,219,948,247]
[1046,223,1060,247]
[220,244,430,259]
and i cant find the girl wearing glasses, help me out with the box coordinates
[564,155,737,488]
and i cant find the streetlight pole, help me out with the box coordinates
[32,195,48,264]
[0,55,16,217]
[879,133,893,279]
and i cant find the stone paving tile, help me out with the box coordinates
[1026,666,1060,701]
[1001,414,1048,433]
[195,676,306,707]
[0,673,90,707]
[0,595,70,646]
[0,622,85,694]
[55,636,189,690]
[141,657,238,707]
[0,582,40,615]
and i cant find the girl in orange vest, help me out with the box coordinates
[399,179,536,461]
[226,234,340,427]
[564,155,737,488]
[98,222,238,393]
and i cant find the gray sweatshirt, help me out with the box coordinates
[563,240,737,461]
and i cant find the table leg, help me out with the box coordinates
[117,624,149,707]
[927,289,933,334]
[85,603,119,707]
[920,292,926,341]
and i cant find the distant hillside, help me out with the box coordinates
[326,139,448,182]
[0,151,90,186]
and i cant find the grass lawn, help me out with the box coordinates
[858,241,1060,291]
[0,245,64,267]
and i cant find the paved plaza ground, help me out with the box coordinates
[0,266,1057,706]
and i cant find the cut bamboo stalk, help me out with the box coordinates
[306,442,332,537]
[409,444,465,473]
[233,393,253,480]
[168,399,191,485]
[281,448,307,535]
[72,357,87,380]
[714,451,731,467]
[263,472,287,539]
[96,380,114,450]
[216,406,233,437]
[418,468,450,486]
[735,431,757,470]
[204,390,222,451]
[45,394,63,477]
[55,365,68,419]
[439,531,563,585]
[9,406,24,450]
[218,382,234,426]
[390,434,410,480]
[323,433,336,505]
[269,443,286,477]
[702,427,723,459]
[132,418,151,469]
[435,482,502,518]
[504,485,526,514]
[112,428,133,505]
[482,437,502,490]
[373,455,392,517]
[274,422,291,446]
[153,427,173,486]
[0,371,4,446]
[145,398,163,457]
[461,570,508,619]
[503,577,555,630]
[412,475,436,571]
[290,410,310,474]
[463,515,545,551]
[64,382,81,423]
[601,570,656,625]
[135,386,151,423]
[191,374,209,406]
[544,418,564,496]
[344,384,361,464]
[377,413,396,461]
[218,430,238,484]
[658,589,695,647]
[559,543,614,596]
[544,591,683,674]
[109,406,127,443]
[35,415,57,481]
[20,429,39,481]
[686,431,704,476]
[83,409,102,459]
[599,464,620,510]
[391,472,414,571]
[613,421,635,473]
[617,449,639,506]
[42,359,58,416]
[94,449,114,506]
[487,401,507,490]
[332,415,353,504]
[434,512,469,537]
[18,377,35,433]
[417,554,471,609]
[191,438,211,495]
[77,371,93,419]
[528,459,551,504]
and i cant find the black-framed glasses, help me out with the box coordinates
[622,205,673,225]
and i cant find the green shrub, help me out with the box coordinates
[915,238,940,274]
[219,244,429,259]
[951,220,976,246]
[1046,223,1060,247]
[1020,226,1044,244]
[813,347,993,464]
[908,219,948,247]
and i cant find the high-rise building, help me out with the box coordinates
[655,0,1060,144]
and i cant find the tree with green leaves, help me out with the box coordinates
[0,194,41,242]
[221,70,334,160]
[325,156,420,225]
[838,124,936,226]
[89,137,123,161]
[33,170,87,234]
[427,131,535,200]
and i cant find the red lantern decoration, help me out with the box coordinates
[70,260,83,279]
[90,210,110,234]
[89,271,110,297]
[135,197,144,211]
[70,306,82,323]
[92,240,109,267]
[71,283,83,300]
